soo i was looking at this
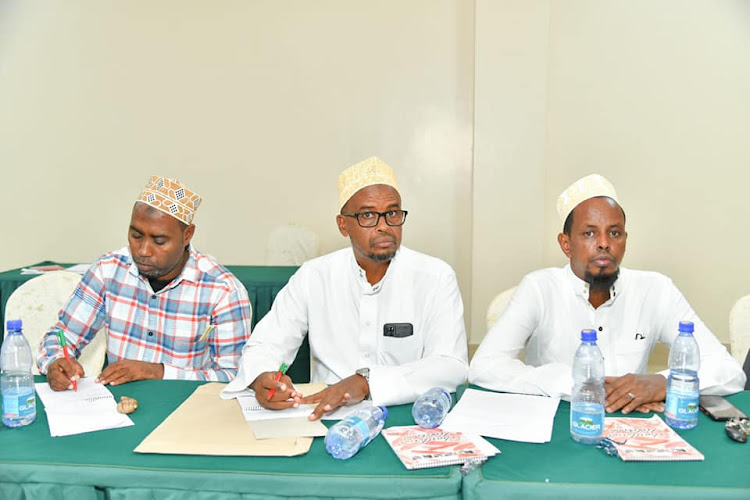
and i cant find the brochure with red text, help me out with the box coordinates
[382,426,498,470]
[603,415,704,461]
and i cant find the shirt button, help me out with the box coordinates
[598,326,603,331]
[151,295,157,300]
[365,353,370,358]
[365,321,371,326]
[148,331,154,337]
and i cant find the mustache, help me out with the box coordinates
[372,235,397,244]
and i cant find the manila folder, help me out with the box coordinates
[134,382,312,456]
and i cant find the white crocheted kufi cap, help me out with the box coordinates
[556,174,618,225]
[337,157,400,210]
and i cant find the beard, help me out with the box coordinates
[367,250,397,263]
[584,268,620,292]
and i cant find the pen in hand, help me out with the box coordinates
[56,330,78,391]
[266,363,289,400]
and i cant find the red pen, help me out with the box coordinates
[266,362,289,400]
[56,330,78,391]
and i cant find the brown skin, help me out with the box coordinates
[251,184,402,419]
[557,196,666,414]
[46,202,195,391]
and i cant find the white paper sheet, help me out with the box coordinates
[35,378,134,437]
[440,389,560,443]
[236,390,372,421]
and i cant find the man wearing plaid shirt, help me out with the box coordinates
[39,176,252,391]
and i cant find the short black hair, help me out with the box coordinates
[563,197,626,235]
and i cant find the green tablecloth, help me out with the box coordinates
[0,378,462,500]
[462,391,750,499]
[0,261,311,381]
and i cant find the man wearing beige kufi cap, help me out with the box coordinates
[470,174,744,413]
[223,157,469,419]
[39,176,252,391]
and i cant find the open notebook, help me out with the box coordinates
[35,378,133,436]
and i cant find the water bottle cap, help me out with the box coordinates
[678,321,694,334]
[580,329,597,342]
[6,319,22,331]
[377,405,388,420]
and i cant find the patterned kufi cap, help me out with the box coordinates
[557,174,619,226]
[338,157,400,210]
[137,175,202,225]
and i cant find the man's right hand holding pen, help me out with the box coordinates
[46,330,84,391]
[47,357,84,392]
[250,368,302,410]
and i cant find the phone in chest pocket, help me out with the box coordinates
[383,323,413,338]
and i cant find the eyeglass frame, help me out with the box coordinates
[340,210,409,228]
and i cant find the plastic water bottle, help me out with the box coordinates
[412,387,452,428]
[665,321,700,429]
[570,329,605,444]
[325,405,388,459]
[1,319,37,427]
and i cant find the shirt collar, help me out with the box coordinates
[349,247,401,294]
[564,263,622,304]
[127,245,200,291]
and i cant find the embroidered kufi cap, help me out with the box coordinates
[137,175,202,225]
[556,174,619,225]
[338,157,400,210]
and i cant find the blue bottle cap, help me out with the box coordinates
[580,329,597,342]
[378,405,388,420]
[678,321,694,334]
[6,319,22,331]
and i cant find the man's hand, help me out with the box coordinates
[47,357,85,391]
[300,374,369,421]
[251,371,301,410]
[605,373,667,414]
[96,360,165,386]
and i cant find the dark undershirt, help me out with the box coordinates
[148,278,170,293]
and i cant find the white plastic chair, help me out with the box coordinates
[485,286,518,330]
[4,271,107,376]
[265,224,320,265]
[728,294,750,365]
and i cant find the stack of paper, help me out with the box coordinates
[234,385,372,439]
[440,389,560,443]
[35,378,134,436]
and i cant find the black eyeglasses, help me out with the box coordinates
[341,210,408,228]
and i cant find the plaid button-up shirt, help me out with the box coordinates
[38,246,252,381]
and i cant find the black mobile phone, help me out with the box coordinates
[699,395,748,421]
[383,323,413,338]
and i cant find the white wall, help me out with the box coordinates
[2,0,749,347]
[471,0,549,341]
[0,0,475,332]
[472,0,750,344]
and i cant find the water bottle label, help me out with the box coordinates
[349,416,373,446]
[570,406,604,438]
[665,392,699,422]
[2,391,36,419]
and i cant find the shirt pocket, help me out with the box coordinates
[171,322,212,354]
[378,328,422,365]
[614,332,653,374]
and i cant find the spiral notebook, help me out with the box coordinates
[35,378,134,436]
[602,415,704,461]
[382,426,499,470]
